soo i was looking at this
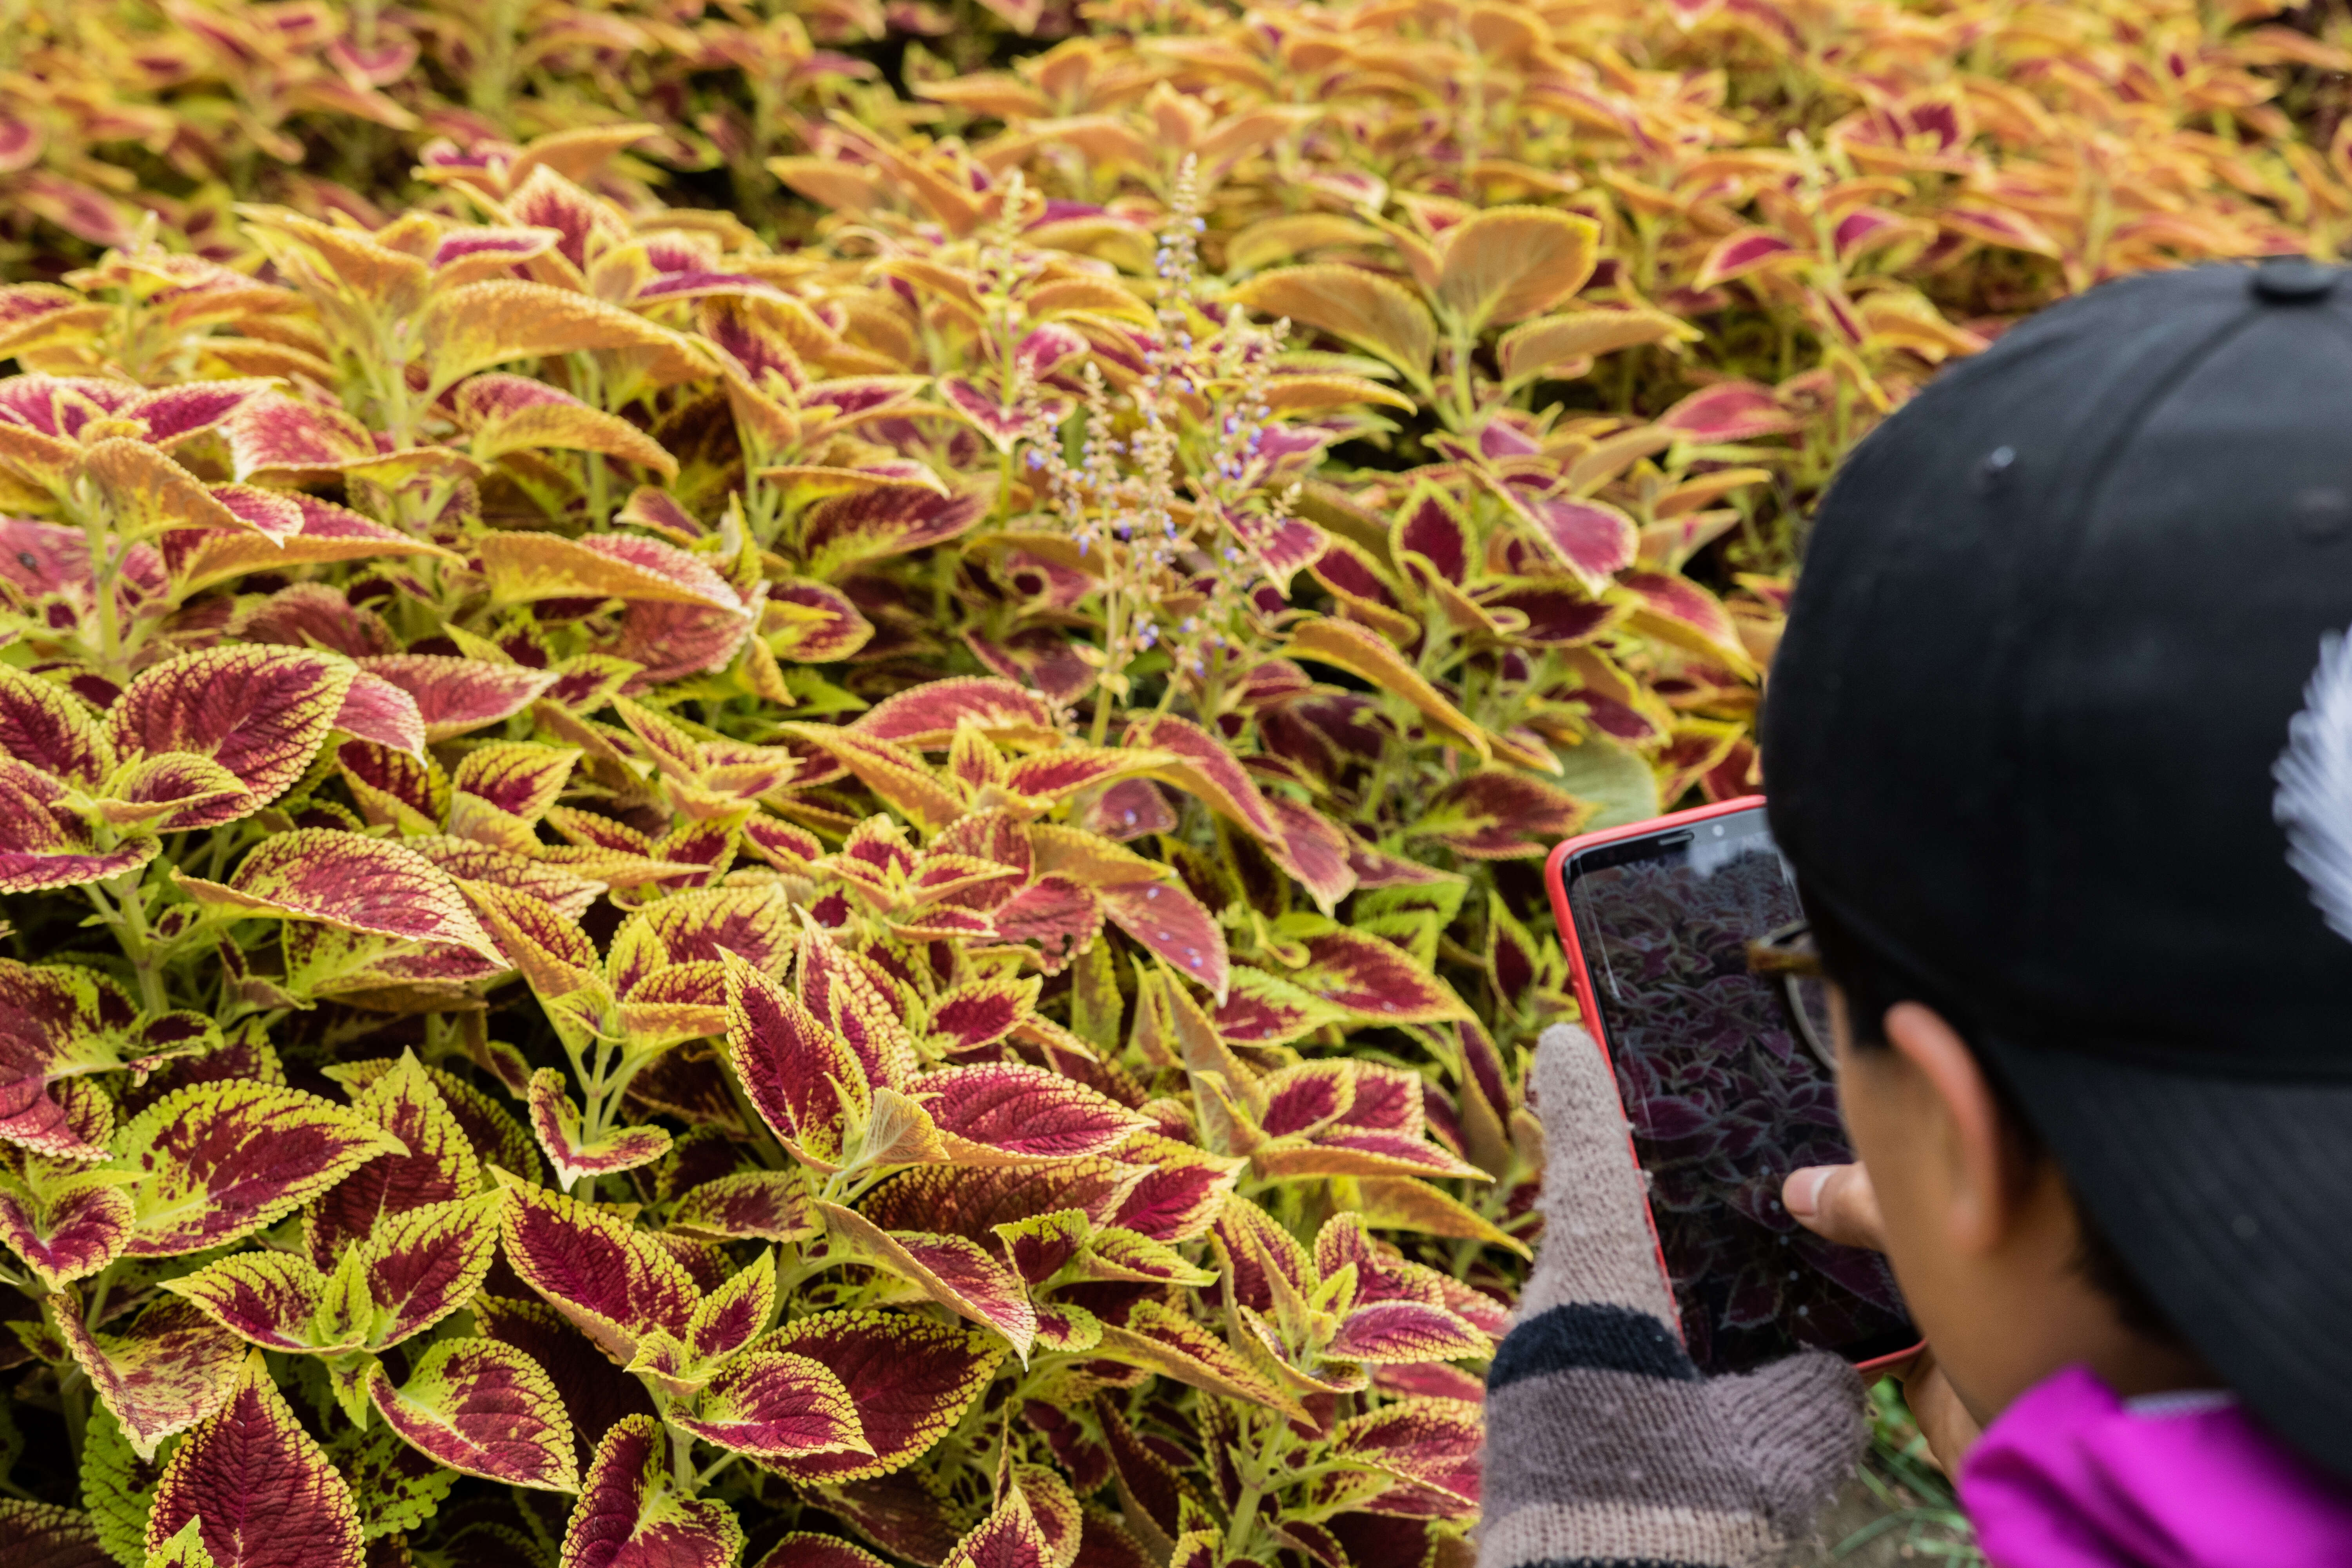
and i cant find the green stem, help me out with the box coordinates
[85,876,166,1014]
[1090,588,1124,746]
[83,1258,123,1329]
[78,492,126,689]
[1225,1483,1264,1553]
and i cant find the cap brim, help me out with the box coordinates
[1977,1033,2352,1479]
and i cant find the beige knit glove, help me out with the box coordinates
[1477,1025,1868,1568]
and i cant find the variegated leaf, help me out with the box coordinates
[668,1169,816,1244]
[0,1504,105,1568]
[355,656,558,742]
[162,495,457,596]
[107,648,355,824]
[114,1082,407,1258]
[307,1051,480,1265]
[1333,1398,1483,1517]
[368,1338,580,1491]
[942,1494,1050,1568]
[817,1201,1037,1361]
[724,953,866,1167]
[0,1180,132,1289]
[1290,931,1471,1025]
[158,1251,342,1354]
[754,1310,1004,1484]
[530,1068,674,1192]
[1098,880,1229,1005]
[669,1348,869,1461]
[1433,207,1599,330]
[457,374,677,477]
[478,530,742,610]
[1091,1300,1306,1421]
[420,281,703,395]
[749,1537,890,1568]
[147,1354,364,1568]
[359,1193,505,1350]
[559,1416,742,1568]
[501,1184,700,1366]
[1228,265,1434,377]
[56,1297,243,1461]
[0,662,110,785]
[94,754,254,832]
[916,1064,1151,1167]
[852,678,1059,749]
[174,832,502,965]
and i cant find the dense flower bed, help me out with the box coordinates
[1,2,2345,1565]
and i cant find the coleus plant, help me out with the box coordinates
[0,203,1525,1548]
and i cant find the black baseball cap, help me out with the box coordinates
[1763,258,2352,1477]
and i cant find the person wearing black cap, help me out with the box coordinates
[1477,256,2352,1568]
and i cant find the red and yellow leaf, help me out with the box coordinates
[668,1349,870,1462]
[916,1064,1150,1167]
[158,1251,339,1354]
[355,656,559,742]
[724,954,867,1167]
[559,1416,742,1568]
[530,1068,675,1193]
[457,374,678,477]
[479,531,743,610]
[116,1082,407,1258]
[174,831,503,965]
[305,1052,479,1264]
[359,1193,506,1350]
[942,1494,1051,1568]
[56,1297,243,1461]
[853,678,1059,750]
[0,1500,110,1568]
[107,648,354,819]
[501,1184,700,1367]
[368,1338,581,1492]
[1092,1301,1306,1421]
[754,1309,1004,1484]
[1100,880,1229,1004]
[1290,931,1470,1024]
[0,662,109,784]
[146,1354,363,1568]
[668,1170,816,1243]
[818,1201,1038,1360]
[0,1181,132,1289]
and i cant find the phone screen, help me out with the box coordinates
[1564,807,1915,1375]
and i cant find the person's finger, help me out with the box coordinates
[1782,1162,1887,1252]
[1900,1349,1984,1475]
[1519,1025,1678,1326]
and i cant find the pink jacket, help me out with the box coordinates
[1962,1367,2352,1567]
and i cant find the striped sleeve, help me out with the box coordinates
[1475,1029,1866,1568]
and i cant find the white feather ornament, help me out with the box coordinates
[2272,630,2352,945]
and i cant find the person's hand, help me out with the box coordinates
[1784,1162,1984,1472]
[1478,1026,1867,1568]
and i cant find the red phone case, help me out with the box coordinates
[1542,795,1922,1374]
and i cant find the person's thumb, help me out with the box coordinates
[1784,1162,1887,1252]
[1711,1350,1869,1533]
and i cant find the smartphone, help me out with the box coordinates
[1543,796,1920,1376]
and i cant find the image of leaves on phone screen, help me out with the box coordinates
[1577,838,1909,1374]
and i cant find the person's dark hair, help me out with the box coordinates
[1801,882,2189,1348]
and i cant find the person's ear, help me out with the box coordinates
[1880,1002,2034,1254]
